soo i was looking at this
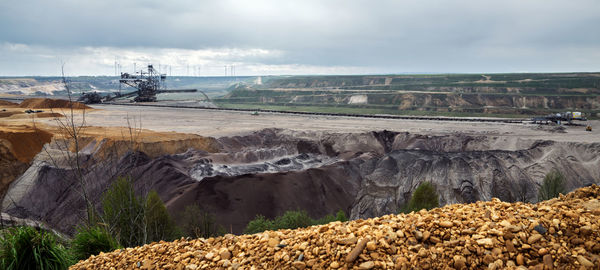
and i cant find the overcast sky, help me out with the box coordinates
[1,0,599,76]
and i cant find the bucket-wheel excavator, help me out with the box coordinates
[78,64,208,104]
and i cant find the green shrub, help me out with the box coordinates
[102,176,145,247]
[538,170,567,201]
[273,210,313,230]
[102,177,179,247]
[179,204,224,239]
[335,210,348,222]
[403,182,439,213]
[145,191,179,242]
[244,209,348,234]
[244,215,275,234]
[0,226,73,270]
[70,226,120,261]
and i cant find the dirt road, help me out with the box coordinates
[25,104,598,145]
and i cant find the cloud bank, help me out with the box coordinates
[1,0,599,75]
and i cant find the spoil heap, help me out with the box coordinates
[0,125,53,163]
[72,186,600,270]
[0,125,52,196]
[18,98,91,109]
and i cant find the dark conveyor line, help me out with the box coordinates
[101,102,528,124]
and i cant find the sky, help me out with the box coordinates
[1,0,599,76]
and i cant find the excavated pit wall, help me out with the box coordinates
[2,128,600,235]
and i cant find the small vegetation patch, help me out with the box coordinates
[70,226,120,261]
[102,176,179,248]
[244,210,348,234]
[0,226,72,270]
[403,182,440,213]
[179,204,225,239]
[538,169,567,201]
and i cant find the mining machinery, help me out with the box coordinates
[531,111,587,125]
[116,64,197,102]
[77,91,103,104]
[78,64,199,103]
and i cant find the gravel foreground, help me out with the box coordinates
[71,185,600,270]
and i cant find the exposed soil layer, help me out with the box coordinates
[0,100,18,106]
[71,185,600,269]
[0,143,28,197]
[18,98,91,109]
[1,126,221,233]
[224,73,600,117]
[4,128,599,236]
[0,101,65,120]
[62,126,221,160]
[0,125,52,197]
[228,90,600,115]
[0,125,53,163]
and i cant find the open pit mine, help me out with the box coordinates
[0,98,599,268]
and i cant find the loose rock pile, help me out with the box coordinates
[71,185,600,269]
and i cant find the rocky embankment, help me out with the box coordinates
[71,185,600,269]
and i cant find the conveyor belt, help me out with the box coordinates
[99,102,528,124]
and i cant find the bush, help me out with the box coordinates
[244,209,348,234]
[145,191,179,242]
[102,176,145,247]
[102,177,179,247]
[403,182,439,213]
[244,215,275,234]
[70,226,120,261]
[335,210,349,222]
[273,210,313,230]
[0,226,73,270]
[538,170,566,201]
[179,204,224,239]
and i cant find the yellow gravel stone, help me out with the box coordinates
[70,185,600,270]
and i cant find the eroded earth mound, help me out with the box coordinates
[0,125,52,196]
[3,128,599,235]
[1,125,220,233]
[18,98,91,109]
[71,185,600,269]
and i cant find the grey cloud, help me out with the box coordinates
[0,0,599,75]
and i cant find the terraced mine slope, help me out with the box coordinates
[4,128,599,235]
[0,98,89,196]
[70,185,600,269]
[217,73,600,118]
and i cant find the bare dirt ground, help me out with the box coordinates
[18,104,597,145]
[3,101,599,238]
